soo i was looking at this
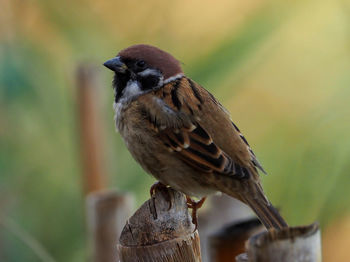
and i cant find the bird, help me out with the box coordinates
[103,44,288,230]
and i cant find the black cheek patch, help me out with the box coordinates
[139,75,161,90]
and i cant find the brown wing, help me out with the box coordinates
[137,76,265,179]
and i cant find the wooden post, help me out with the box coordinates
[76,65,106,193]
[209,218,264,262]
[237,223,321,262]
[198,194,253,262]
[86,190,134,262]
[117,188,202,262]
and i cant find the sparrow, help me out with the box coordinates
[103,44,288,230]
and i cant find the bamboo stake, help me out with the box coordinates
[237,223,321,262]
[86,190,134,262]
[117,188,202,262]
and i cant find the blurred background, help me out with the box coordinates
[1,0,350,261]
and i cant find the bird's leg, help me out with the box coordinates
[186,196,206,231]
[150,181,172,210]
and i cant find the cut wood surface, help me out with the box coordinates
[86,190,134,262]
[118,188,202,262]
[236,253,249,262]
[237,222,321,262]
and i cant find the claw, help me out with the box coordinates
[186,196,206,231]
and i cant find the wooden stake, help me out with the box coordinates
[76,65,106,193]
[237,223,321,262]
[209,218,263,262]
[86,190,134,262]
[198,194,253,262]
[117,188,202,262]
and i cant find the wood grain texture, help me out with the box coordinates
[118,188,202,262]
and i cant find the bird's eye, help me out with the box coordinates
[136,60,146,68]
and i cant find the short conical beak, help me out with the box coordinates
[103,56,128,72]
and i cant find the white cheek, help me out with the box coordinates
[138,68,159,77]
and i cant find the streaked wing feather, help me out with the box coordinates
[160,124,250,179]
[138,76,264,179]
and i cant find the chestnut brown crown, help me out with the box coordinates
[118,44,183,79]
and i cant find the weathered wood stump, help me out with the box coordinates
[117,188,202,262]
[236,223,321,262]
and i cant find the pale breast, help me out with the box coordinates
[114,99,218,197]
[114,100,165,172]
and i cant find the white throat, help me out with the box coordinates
[122,80,141,100]
[113,80,142,132]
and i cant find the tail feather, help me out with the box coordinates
[220,176,288,230]
[242,195,288,230]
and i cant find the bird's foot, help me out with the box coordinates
[186,196,206,231]
[150,181,172,210]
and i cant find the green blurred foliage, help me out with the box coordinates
[1,0,350,261]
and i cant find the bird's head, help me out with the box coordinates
[104,44,183,103]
